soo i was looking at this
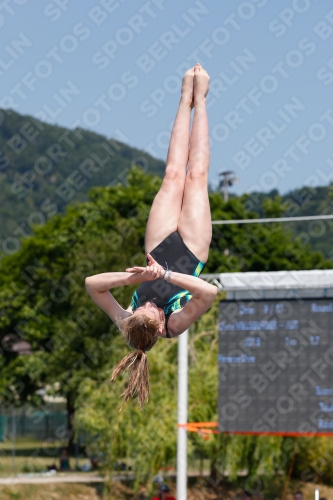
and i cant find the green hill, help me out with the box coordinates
[0,108,165,259]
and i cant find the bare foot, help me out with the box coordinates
[181,66,195,107]
[193,63,210,104]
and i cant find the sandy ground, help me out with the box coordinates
[0,473,104,485]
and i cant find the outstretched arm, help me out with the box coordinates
[85,272,146,292]
[85,272,146,324]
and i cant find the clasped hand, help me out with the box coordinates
[126,254,165,281]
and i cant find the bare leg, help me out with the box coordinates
[145,67,194,254]
[178,64,212,263]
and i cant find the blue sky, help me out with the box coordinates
[1,0,333,194]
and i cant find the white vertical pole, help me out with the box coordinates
[177,329,188,500]
[315,488,319,500]
[12,408,16,475]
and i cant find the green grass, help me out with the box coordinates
[0,438,66,452]
[0,439,92,476]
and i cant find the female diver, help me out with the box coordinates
[85,63,218,408]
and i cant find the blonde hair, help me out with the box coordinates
[110,314,159,409]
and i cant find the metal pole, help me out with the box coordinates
[315,488,319,500]
[224,174,228,202]
[177,329,188,500]
[212,214,333,225]
[75,428,79,470]
[12,408,16,475]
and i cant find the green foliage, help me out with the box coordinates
[0,167,332,483]
[293,436,333,484]
[208,192,331,274]
[246,185,333,258]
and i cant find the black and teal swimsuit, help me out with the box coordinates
[130,231,205,337]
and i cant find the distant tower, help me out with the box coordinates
[218,170,238,202]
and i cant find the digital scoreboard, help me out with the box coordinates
[218,298,333,435]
